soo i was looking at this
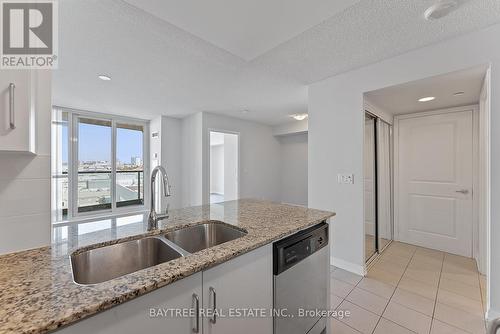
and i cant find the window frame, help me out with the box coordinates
[53,106,150,222]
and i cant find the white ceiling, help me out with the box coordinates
[364,65,487,115]
[53,0,500,125]
[123,0,362,61]
[253,0,500,83]
[53,0,307,125]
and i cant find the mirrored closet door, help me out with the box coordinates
[364,112,393,263]
[364,114,377,261]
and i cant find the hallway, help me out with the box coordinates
[331,242,487,334]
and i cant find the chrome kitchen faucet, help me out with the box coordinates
[148,166,172,230]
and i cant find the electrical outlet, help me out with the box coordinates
[337,174,354,184]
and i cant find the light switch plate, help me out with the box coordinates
[337,174,354,184]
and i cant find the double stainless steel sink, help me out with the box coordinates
[163,222,248,254]
[70,221,247,285]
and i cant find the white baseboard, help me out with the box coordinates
[487,308,500,321]
[331,256,366,276]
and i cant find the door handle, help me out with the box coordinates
[192,293,200,333]
[209,287,217,324]
[9,83,15,129]
[455,189,469,195]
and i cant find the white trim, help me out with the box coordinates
[394,104,478,120]
[52,209,148,227]
[487,308,500,322]
[473,106,480,262]
[364,100,393,125]
[331,256,366,276]
[394,105,479,256]
[207,129,241,204]
[477,69,491,278]
[111,119,117,211]
[53,105,150,124]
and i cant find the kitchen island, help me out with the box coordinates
[0,199,334,334]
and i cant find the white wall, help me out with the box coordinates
[181,112,204,207]
[308,23,499,316]
[150,116,183,210]
[272,119,308,136]
[161,116,183,210]
[202,112,282,204]
[477,70,491,276]
[223,133,238,201]
[150,117,162,211]
[186,113,306,207]
[0,71,52,254]
[210,144,224,194]
[276,133,308,206]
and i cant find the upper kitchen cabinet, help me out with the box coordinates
[0,70,37,154]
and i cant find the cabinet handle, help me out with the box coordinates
[9,83,15,129]
[192,293,200,333]
[209,287,217,324]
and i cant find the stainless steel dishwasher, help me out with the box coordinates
[274,222,329,334]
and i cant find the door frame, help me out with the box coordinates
[364,112,379,264]
[363,110,394,264]
[207,129,241,204]
[393,105,479,257]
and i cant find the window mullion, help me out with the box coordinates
[70,113,77,219]
[111,119,117,211]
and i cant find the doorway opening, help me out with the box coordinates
[363,64,490,276]
[209,131,239,204]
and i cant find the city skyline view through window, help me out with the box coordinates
[52,109,147,220]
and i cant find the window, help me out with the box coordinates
[52,108,149,221]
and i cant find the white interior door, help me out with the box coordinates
[396,109,474,257]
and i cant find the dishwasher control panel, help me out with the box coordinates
[273,221,328,275]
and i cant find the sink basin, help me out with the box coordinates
[71,237,182,284]
[164,221,247,254]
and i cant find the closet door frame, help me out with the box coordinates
[365,112,379,263]
[364,110,394,264]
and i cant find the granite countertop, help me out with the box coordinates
[0,199,335,334]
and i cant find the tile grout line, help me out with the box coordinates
[369,245,418,334]
[334,245,483,334]
[425,253,444,334]
[331,268,363,334]
[333,265,385,333]
[432,254,486,334]
[430,253,444,321]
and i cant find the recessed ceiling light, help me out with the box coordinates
[453,91,465,96]
[290,113,308,121]
[241,109,250,114]
[98,74,111,81]
[424,1,459,21]
[418,96,436,102]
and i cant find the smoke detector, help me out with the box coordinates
[424,1,459,20]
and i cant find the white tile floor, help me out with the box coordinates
[330,242,487,334]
